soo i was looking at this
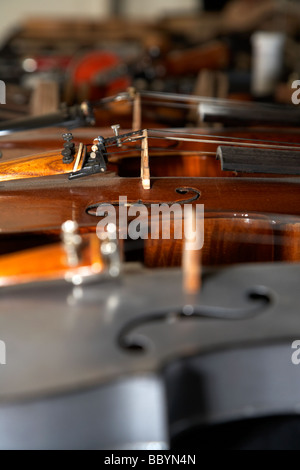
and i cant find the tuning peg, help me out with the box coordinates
[62,133,73,142]
[111,124,122,147]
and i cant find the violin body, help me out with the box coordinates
[0,171,298,268]
[0,261,299,449]
[0,119,299,272]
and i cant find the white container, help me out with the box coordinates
[251,31,285,97]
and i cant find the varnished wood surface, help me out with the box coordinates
[149,216,300,266]
[275,223,300,263]
[165,41,230,75]
[0,173,298,266]
[0,233,104,286]
[0,174,299,234]
[0,150,74,181]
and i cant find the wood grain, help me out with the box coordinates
[0,150,74,181]
[145,214,275,267]
[0,175,298,234]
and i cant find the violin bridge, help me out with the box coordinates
[141,129,150,190]
[182,208,202,299]
[129,88,142,131]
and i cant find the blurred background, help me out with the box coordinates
[1,0,300,122]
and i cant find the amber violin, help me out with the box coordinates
[0,122,299,282]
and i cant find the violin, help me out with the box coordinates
[1,248,299,449]
[0,125,298,274]
[1,125,300,178]
[3,90,300,137]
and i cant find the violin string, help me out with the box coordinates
[102,139,300,159]
[147,136,300,151]
[96,90,300,117]
[102,145,300,164]
[140,99,291,114]
[97,88,298,110]
[101,140,300,154]
[138,90,298,110]
[148,129,300,148]
[103,149,217,157]
[102,128,300,151]
[140,91,300,115]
